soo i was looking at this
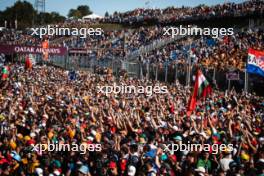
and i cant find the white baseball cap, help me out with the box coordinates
[127,165,136,176]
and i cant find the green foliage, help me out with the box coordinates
[77,5,92,17]
[0,1,65,29]
[0,1,35,29]
[68,5,92,19]
[105,11,109,17]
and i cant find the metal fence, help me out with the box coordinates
[48,55,264,96]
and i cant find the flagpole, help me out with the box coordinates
[155,63,158,81]
[146,61,149,80]
[213,67,216,84]
[175,61,178,84]
[186,39,192,87]
[228,79,231,91]
[165,61,168,82]
[244,63,248,93]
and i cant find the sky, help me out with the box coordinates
[0,0,246,17]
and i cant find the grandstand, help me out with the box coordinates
[0,1,264,175]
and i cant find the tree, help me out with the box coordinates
[0,1,65,29]
[68,9,76,18]
[50,12,66,23]
[113,11,118,16]
[68,5,92,19]
[1,1,36,29]
[105,11,109,17]
[68,9,82,19]
[77,5,92,17]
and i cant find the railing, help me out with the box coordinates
[48,54,264,96]
[126,34,187,61]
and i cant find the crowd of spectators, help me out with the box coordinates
[103,0,264,24]
[139,28,263,72]
[0,24,172,60]
[1,25,263,73]
[0,1,264,175]
[0,0,263,73]
[0,64,263,176]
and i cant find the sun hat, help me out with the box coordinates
[35,168,44,176]
[17,133,23,140]
[127,165,136,176]
[24,135,31,141]
[52,160,61,168]
[241,153,250,161]
[195,167,206,176]
[78,165,89,174]
[173,135,182,141]
[11,151,21,162]
[30,132,36,138]
[53,169,61,176]
[160,153,168,161]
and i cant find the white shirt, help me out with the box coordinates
[220,157,233,171]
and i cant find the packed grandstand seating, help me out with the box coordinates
[1,24,263,71]
[102,0,264,24]
[0,64,263,176]
[0,0,264,175]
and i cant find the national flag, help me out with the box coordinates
[246,48,264,77]
[1,66,10,80]
[25,55,33,70]
[187,69,212,112]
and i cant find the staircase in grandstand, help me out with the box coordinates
[126,34,187,61]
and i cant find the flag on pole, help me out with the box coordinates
[246,48,264,77]
[1,66,10,81]
[25,55,33,70]
[187,69,212,113]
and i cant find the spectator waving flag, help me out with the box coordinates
[187,69,212,113]
[1,65,10,81]
[25,55,33,70]
[247,48,264,77]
